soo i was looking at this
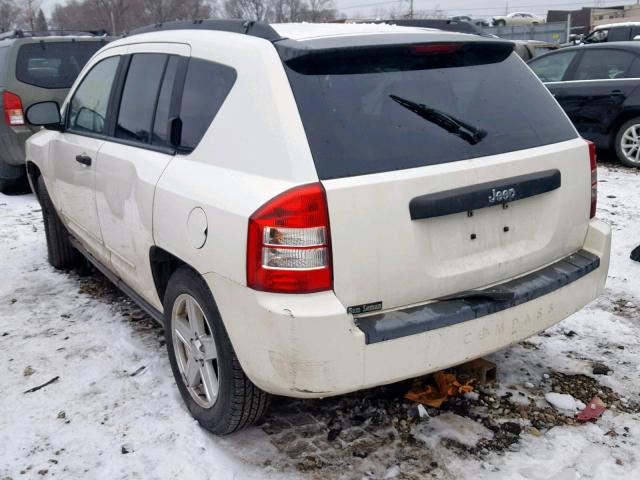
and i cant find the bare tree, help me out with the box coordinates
[143,0,214,23]
[52,0,217,34]
[307,0,335,22]
[35,8,47,30]
[271,0,309,22]
[0,0,22,32]
[20,0,41,30]
[223,0,269,21]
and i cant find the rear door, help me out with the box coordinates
[284,42,590,312]
[94,43,189,307]
[551,48,639,141]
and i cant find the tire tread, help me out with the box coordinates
[37,176,79,269]
[165,267,270,435]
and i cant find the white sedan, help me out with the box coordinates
[493,12,545,26]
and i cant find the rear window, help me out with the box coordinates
[16,41,102,89]
[285,46,578,179]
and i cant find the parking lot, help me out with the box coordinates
[1,157,638,480]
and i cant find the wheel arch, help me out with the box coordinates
[149,246,195,305]
[26,161,42,198]
[608,109,640,149]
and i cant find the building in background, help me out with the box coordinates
[546,4,640,35]
[592,3,640,26]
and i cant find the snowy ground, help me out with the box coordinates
[1,160,639,480]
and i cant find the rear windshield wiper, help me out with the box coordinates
[389,94,488,145]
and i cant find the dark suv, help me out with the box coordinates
[0,30,107,192]
[582,23,640,44]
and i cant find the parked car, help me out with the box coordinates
[25,20,611,434]
[513,40,560,61]
[528,42,640,167]
[381,19,490,37]
[493,12,545,27]
[0,29,108,192]
[450,16,491,27]
[582,23,640,44]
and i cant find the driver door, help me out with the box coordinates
[49,53,122,261]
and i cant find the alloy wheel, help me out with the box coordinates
[620,123,640,166]
[171,293,219,408]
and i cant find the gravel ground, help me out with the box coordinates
[1,160,639,480]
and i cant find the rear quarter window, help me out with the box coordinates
[607,28,631,42]
[16,41,103,89]
[178,58,236,151]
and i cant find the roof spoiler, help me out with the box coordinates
[277,39,515,75]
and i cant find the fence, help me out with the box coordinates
[481,21,569,43]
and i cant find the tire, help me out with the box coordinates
[0,159,27,194]
[164,266,270,435]
[37,176,80,269]
[614,117,640,168]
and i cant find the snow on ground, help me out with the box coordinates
[1,160,639,480]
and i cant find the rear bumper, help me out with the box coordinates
[205,219,610,398]
[0,123,30,167]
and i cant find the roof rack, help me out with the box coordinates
[125,19,283,42]
[0,29,109,41]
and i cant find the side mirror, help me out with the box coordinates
[25,101,63,131]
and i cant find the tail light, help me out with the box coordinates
[2,91,25,126]
[588,141,597,218]
[247,183,332,294]
[411,43,462,55]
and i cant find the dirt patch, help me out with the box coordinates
[261,362,638,478]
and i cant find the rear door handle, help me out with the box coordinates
[75,154,92,166]
[610,89,625,97]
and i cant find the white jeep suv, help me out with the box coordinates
[24,20,611,434]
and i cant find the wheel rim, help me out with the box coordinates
[171,294,219,408]
[620,124,640,165]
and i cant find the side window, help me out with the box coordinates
[529,51,577,82]
[573,49,635,80]
[628,57,640,78]
[68,56,119,135]
[607,28,631,42]
[115,53,167,144]
[585,29,609,43]
[152,56,179,146]
[178,58,236,151]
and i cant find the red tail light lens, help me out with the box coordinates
[247,183,333,293]
[2,91,25,126]
[588,141,597,218]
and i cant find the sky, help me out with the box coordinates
[39,0,640,20]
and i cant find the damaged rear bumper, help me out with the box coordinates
[204,219,611,398]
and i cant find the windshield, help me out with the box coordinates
[16,41,103,89]
[284,51,577,180]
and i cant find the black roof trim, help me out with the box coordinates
[124,19,284,42]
